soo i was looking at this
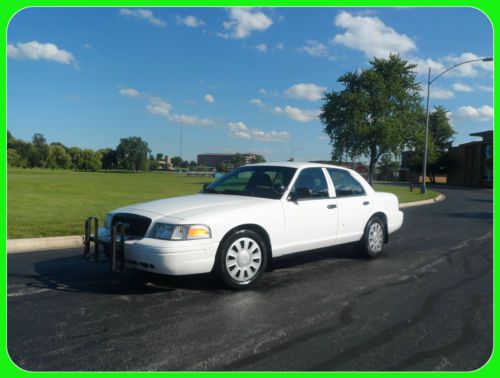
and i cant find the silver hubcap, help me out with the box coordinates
[368,223,383,253]
[225,237,262,282]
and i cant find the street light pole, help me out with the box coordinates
[421,67,431,194]
[420,57,492,194]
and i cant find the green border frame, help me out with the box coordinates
[1,0,496,375]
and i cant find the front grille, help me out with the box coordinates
[111,213,152,238]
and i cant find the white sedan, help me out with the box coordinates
[97,162,403,288]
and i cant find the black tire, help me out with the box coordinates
[357,216,385,258]
[215,229,268,289]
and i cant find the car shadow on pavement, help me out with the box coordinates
[9,244,363,295]
[272,243,362,270]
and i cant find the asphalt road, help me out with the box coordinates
[7,187,493,371]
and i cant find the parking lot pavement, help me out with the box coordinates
[7,187,492,371]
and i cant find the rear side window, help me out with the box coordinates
[327,168,365,197]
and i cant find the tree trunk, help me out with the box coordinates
[368,160,375,186]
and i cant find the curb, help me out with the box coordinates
[7,235,83,254]
[399,193,446,209]
[7,194,445,253]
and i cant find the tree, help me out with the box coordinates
[171,156,183,167]
[7,148,26,168]
[377,154,400,181]
[156,153,164,161]
[189,160,197,167]
[47,145,71,169]
[116,136,151,172]
[67,147,82,170]
[406,106,455,183]
[32,133,49,168]
[99,148,118,172]
[231,153,247,167]
[320,54,423,184]
[250,155,266,164]
[81,149,102,171]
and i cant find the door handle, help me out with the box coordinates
[327,204,337,209]
[363,201,370,206]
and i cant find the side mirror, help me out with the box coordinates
[288,187,312,201]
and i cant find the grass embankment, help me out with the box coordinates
[8,169,440,239]
[8,168,211,239]
[373,183,439,204]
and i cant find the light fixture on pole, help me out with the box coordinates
[420,57,493,194]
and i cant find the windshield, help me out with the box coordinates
[202,166,297,199]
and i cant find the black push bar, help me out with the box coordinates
[84,217,126,272]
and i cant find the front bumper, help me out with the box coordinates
[98,228,219,275]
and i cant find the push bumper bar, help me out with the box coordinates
[84,217,126,272]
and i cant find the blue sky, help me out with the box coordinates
[7,7,493,162]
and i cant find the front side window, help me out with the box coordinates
[291,168,329,198]
[327,168,365,197]
[203,166,296,199]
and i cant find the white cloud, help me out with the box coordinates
[255,43,267,53]
[84,43,92,49]
[119,8,166,28]
[476,84,493,93]
[204,94,215,104]
[274,106,319,122]
[273,42,284,51]
[429,86,454,99]
[228,122,290,143]
[284,83,326,101]
[170,114,216,127]
[411,57,446,76]
[8,41,76,65]
[297,40,332,59]
[452,83,474,92]
[333,11,416,58]
[412,53,493,78]
[456,105,493,121]
[445,52,493,77]
[146,97,172,117]
[249,98,264,107]
[317,135,329,141]
[221,8,273,39]
[119,88,140,97]
[176,15,205,28]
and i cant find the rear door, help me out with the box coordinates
[326,168,373,244]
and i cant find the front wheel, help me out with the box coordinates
[357,216,385,258]
[216,230,268,289]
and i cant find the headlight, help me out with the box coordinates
[149,224,211,240]
[103,214,113,229]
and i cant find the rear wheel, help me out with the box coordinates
[216,230,268,289]
[357,216,385,258]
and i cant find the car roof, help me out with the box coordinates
[246,161,351,170]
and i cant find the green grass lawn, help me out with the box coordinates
[8,168,440,239]
[8,168,212,239]
[373,183,439,204]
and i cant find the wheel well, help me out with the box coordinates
[220,224,273,271]
[371,212,389,243]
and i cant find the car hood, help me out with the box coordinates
[112,193,272,220]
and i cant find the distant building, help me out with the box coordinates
[447,130,493,188]
[155,155,173,171]
[197,153,258,167]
